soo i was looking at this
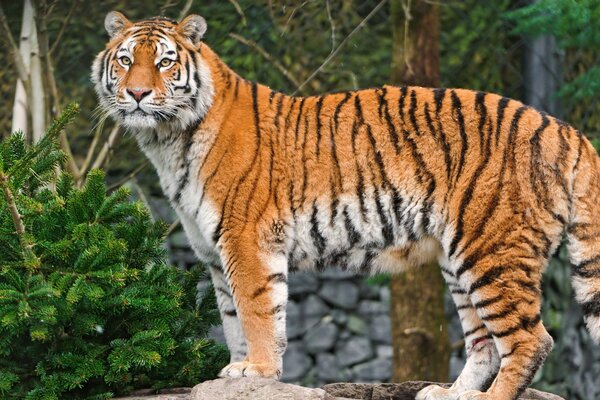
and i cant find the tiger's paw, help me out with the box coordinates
[416,384,459,400]
[218,361,281,379]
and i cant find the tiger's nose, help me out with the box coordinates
[126,88,152,102]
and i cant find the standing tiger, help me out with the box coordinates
[92,11,600,400]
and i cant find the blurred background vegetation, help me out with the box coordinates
[1,0,599,399]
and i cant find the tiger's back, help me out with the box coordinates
[93,12,600,400]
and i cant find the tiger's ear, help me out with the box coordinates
[105,11,131,39]
[178,14,207,45]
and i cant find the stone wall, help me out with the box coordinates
[282,270,393,386]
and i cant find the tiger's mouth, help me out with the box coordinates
[120,108,159,129]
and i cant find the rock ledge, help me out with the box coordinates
[114,378,564,400]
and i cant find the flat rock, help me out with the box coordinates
[322,382,565,400]
[112,380,563,400]
[191,378,349,400]
[114,387,191,399]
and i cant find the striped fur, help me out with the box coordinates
[93,12,600,400]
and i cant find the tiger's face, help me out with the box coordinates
[92,12,213,131]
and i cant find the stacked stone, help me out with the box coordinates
[282,270,392,387]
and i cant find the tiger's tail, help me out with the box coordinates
[567,135,600,344]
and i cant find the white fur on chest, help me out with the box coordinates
[136,126,221,265]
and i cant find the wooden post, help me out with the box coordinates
[389,0,450,382]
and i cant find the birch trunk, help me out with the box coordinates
[28,0,45,142]
[11,0,34,137]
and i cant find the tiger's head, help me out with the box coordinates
[92,12,213,131]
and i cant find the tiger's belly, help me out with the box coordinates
[288,196,443,274]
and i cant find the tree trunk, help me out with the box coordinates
[389,0,450,382]
[28,0,45,142]
[11,0,34,137]
[522,0,562,117]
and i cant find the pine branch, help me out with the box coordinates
[0,171,38,268]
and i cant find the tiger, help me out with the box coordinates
[92,11,600,400]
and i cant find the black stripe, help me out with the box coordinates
[224,309,237,317]
[374,187,394,246]
[433,88,446,113]
[377,87,386,119]
[582,296,600,316]
[333,92,352,130]
[409,90,422,136]
[398,86,408,122]
[300,114,310,206]
[343,206,361,245]
[356,167,368,222]
[468,266,507,294]
[293,97,306,145]
[173,127,195,204]
[494,97,510,146]
[475,91,488,151]
[463,324,485,337]
[216,287,232,298]
[433,89,452,181]
[473,294,503,309]
[481,305,517,321]
[315,96,324,158]
[450,90,468,181]
[252,286,268,298]
[310,203,327,257]
[382,90,401,154]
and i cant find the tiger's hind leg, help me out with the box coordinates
[417,261,500,400]
[452,249,553,400]
[209,265,247,363]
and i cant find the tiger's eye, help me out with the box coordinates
[159,58,173,68]
[119,56,131,66]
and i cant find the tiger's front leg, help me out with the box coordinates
[217,232,288,379]
[208,265,247,362]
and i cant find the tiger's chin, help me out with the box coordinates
[121,112,160,130]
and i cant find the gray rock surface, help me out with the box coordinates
[282,341,313,381]
[191,378,345,400]
[289,272,319,295]
[286,300,304,339]
[358,300,387,315]
[322,382,565,400]
[351,357,392,381]
[112,380,564,400]
[319,281,360,309]
[305,320,339,353]
[336,337,374,367]
[367,315,392,344]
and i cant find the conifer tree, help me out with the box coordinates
[0,104,228,400]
